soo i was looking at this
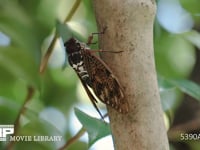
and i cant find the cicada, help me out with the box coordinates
[64,29,129,117]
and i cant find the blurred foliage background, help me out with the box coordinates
[0,0,200,150]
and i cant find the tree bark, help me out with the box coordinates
[93,0,169,150]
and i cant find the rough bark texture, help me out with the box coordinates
[93,0,169,150]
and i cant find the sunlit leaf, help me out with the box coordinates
[39,107,67,133]
[74,108,111,147]
[56,21,73,42]
[158,76,200,110]
[157,0,193,33]
[182,30,200,49]
[170,79,200,101]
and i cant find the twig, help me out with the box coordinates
[58,127,86,150]
[39,0,81,74]
[58,113,108,150]
[39,34,58,73]
[6,86,35,150]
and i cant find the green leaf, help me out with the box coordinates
[169,79,200,101]
[0,97,20,124]
[158,76,200,110]
[182,30,200,49]
[160,88,178,111]
[0,46,40,88]
[158,76,183,111]
[158,76,175,90]
[74,108,111,147]
[56,21,73,42]
[155,32,196,78]
[0,1,35,49]
[180,0,200,21]
[17,0,58,43]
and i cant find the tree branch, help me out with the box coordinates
[93,0,169,149]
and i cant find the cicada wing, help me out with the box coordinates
[82,49,129,113]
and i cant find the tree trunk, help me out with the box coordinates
[93,0,169,149]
